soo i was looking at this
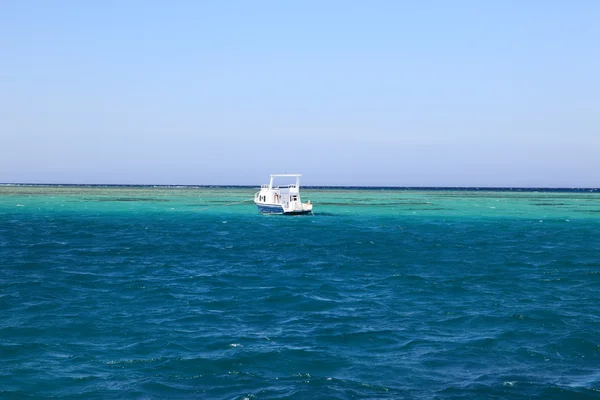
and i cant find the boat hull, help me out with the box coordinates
[281,209,312,215]
[256,203,285,214]
[255,203,312,215]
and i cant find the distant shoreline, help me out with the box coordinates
[1,183,598,192]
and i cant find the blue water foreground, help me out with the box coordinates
[1,186,599,399]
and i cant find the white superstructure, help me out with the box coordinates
[254,174,313,215]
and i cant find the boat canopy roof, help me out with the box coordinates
[270,174,302,177]
[267,174,302,190]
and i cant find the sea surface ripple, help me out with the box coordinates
[1,187,599,399]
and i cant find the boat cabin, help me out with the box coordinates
[254,174,313,215]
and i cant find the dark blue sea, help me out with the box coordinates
[1,186,599,399]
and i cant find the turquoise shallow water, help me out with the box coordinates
[1,186,599,399]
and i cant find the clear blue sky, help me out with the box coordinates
[1,1,598,186]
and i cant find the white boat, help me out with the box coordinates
[254,174,313,215]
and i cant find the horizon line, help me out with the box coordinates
[1,183,599,191]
